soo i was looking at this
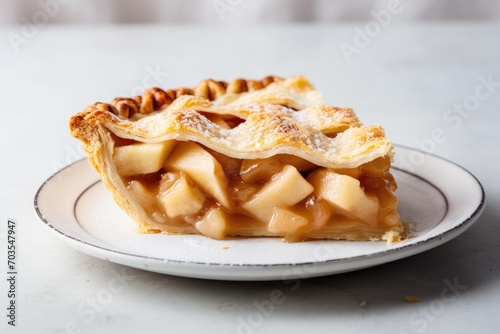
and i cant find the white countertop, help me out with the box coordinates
[1,23,499,334]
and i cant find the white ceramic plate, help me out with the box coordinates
[34,146,484,281]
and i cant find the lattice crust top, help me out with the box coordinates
[70,76,393,169]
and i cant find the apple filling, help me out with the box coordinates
[113,139,401,242]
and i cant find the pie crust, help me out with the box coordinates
[70,75,403,242]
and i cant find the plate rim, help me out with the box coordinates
[34,145,486,275]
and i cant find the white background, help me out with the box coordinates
[2,0,500,24]
[1,1,500,333]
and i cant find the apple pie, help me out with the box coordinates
[69,75,403,242]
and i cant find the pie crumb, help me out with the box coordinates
[404,296,420,303]
[382,231,401,245]
[359,300,367,307]
[221,245,229,250]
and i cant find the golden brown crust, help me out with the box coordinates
[69,76,283,146]
[70,76,384,169]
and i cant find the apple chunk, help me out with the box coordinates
[240,156,282,183]
[241,165,314,222]
[127,180,166,224]
[307,169,379,225]
[277,154,316,172]
[127,180,155,207]
[158,172,206,218]
[114,141,176,176]
[164,141,231,208]
[195,207,227,239]
[268,207,308,234]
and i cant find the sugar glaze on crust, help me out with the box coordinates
[70,76,392,169]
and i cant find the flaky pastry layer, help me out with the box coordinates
[70,76,392,169]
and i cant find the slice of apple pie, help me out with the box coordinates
[70,76,403,242]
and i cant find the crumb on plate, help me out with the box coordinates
[404,295,420,303]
